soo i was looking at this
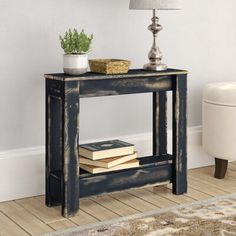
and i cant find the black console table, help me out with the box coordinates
[45,69,188,218]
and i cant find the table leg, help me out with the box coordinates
[153,91,167,156]
[62,81,80,217]
[172,74,187,195]
[46,80,64,207]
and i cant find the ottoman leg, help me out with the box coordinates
[214,158,228,179]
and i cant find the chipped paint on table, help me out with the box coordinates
[45,69,188,217]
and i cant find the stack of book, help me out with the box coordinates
[79,139,139,174]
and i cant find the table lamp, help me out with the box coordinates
[129,0,181,71]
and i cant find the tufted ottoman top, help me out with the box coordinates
[203,82,236,106]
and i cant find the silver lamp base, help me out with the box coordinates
[143,62,167,71]
[143,9,167,71]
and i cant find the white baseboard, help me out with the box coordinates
[0,147,45,202]
[0,126,213,202]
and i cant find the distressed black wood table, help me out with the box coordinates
[45,69,188,218]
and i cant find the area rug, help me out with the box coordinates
[45,193,236,236]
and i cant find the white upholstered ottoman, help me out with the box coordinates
[203,82,236,179]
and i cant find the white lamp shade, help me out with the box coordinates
[129,0,182,10]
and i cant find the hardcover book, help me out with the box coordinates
[79,139,134,160]
[79,152,137,168]
[80,159,139,174]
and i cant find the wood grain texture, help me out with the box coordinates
[172,74,187,195]
[226,168,236,179]
[45,69,188,217]
[183,187,211,201]
[0,211,29,236]
[149,187,194,204]
[61,81,80,217]
[1,163,236,234]
[48,220,76,231]
[79,198,119,221]
[190,176,233,194]
[189,168,236,193]
[229,163,236,171]
[0,201,54,235]
[16,197,66,224]
[46,80,64,207]
[188,177,228,196]
[127,188,176,208]
[45,69,188,82]
[70,210,99,225]
[192,165,236,183]
[91,195,139,216]
[110,192,157,212]
[153,91,167,155]
[79,76,173,98]
[79,157,172,198]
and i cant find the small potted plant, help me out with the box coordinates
[59,29,93,75]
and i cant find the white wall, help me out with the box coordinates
[1,0,236,150]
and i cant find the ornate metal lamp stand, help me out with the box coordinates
[143,9,167,71]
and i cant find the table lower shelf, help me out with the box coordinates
[48,154,173,206]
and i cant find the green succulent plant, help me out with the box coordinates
[59,28,93,54]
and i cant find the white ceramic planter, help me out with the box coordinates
[63,54,88,75]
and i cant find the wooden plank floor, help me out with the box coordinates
[0,163,236,236]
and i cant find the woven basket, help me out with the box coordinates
[89,59,131,74]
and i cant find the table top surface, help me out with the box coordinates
[45,68,188,82]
